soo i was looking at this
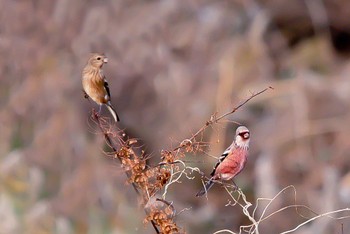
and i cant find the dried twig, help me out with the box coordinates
[172,86,273,152]
[88,86,273,234]
[214,185,350,234]
[91,111,160,234]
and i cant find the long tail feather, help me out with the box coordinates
[196,179,215,197]
[106,103,120,122]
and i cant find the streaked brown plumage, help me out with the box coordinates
[82,53,120,122]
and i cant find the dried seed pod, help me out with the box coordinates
[134,174,148,186]
[132,161,146,173]
[161,223,179,234]
[161,150,175,164]
[156,169,171,187]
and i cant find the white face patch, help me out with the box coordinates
[234,126,250,149]
[235,135,250,149]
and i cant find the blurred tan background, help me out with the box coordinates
[1,0,350,233]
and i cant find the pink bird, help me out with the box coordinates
[196,126,250,197]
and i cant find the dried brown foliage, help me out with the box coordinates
[91,110,181,233]
[88,88,270,233]
[2,1,350,233]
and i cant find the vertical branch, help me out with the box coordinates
[91,110,160,234]
[91,110,141,196]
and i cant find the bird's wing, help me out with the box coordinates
[210,143,235,177]
[103,76,111,98]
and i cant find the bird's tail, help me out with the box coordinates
[196,178,215,197]
[106,103,120,122]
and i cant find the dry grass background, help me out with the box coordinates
[1,0,350,233]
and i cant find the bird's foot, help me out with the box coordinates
[232,185,238,192]
[231,181,238,191]
[199,171,206,178]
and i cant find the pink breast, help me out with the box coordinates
[215,148,248,180]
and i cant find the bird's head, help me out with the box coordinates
[88,53,108,68]
[235,126,250,149]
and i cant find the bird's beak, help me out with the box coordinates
[103,58,108,63]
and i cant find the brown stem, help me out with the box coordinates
[91,111,160,234]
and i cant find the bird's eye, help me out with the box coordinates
[97,57,101,60]
[239,132,250,139]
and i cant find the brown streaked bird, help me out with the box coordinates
[82,53,120,122]
[196,126,250,197]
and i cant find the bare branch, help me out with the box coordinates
[172,86,272,152]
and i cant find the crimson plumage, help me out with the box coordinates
[196,126,250,197]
